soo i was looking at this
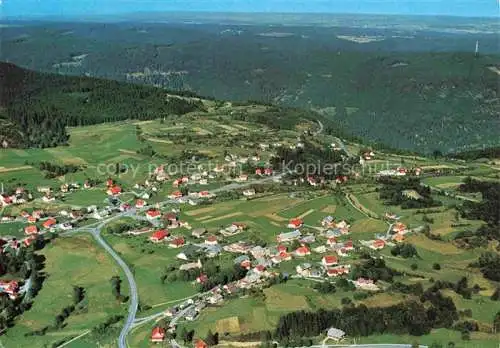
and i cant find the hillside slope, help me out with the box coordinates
[2,22,499,152]
[0,62,205,148]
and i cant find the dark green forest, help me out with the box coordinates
[0,62,205,148]
[2,21,499,152]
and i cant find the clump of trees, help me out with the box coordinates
[274,293,458,341]
[350,257,398,282]
[110,276,127,303]
[470,253,500,281]
[378,177,442,209]
[391,243,419,258]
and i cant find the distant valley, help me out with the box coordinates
[1,14,499,153]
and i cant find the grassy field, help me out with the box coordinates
[1,235,128,348]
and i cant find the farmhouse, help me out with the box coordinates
[271,252,292,264]
[321,216,335,227]
[392,222,408,234]
[295,246,311,257]
[327,237,337,247]
[195,339,208,348]
[24,225,39,235]
[204,235,218,245]
[326,327,346,342]
[23,236,36,247]
[287,218,303,229]
[151,327,166,343]
[146,209,161,220]
[370,239,386,250]
[322,255,338,267]
[169,237,185,248]
[242,188,256,197]
[354,278,380,291]
[135,199,146,208]
[168,191,183,199]
[42,218,57,230]
[402,189,423,200]
[224,242,252,254]
[179,259,202,271]
[150,229,169,243]
[107,185,122,196]
[277,230,302,243]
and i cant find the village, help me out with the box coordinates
[0,145,421,340]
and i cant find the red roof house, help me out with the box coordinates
[107,185,122,196]
[372,239,386,250]
[135,199,146,208]
[23,236,36,247]
[327,237,337,246]
[322,255,338,267]
[287,218,303,229]
[204,235,218,245]
[344,240,354,250]
[150,230,169,243]
[295,246,311,257]
[42,218,57,229]
[146,209,161,220]
[24,225,39,235]
[277,245,287,253]
[151,327,166,343]
[195,339,208,348]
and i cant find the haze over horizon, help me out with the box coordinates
[1,0,498,19]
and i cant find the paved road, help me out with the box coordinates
[89,226,138,348]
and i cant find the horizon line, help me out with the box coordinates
[1,10,499,21]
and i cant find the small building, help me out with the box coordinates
[371,239,386,250]
[107,185,122,196]
[326,327,346,342]
[287,218,303,229]
[322,255,338,267]
[242,188,256,197]
[327,237,337,247]
[204,235,218,245]
[42,218,57,230]
[135,199,146,208]
[277,230,302,243]
[195,339,208,348]
[169,237,185,248]
[24,225,39,235]
[295,246,311,257]
[150,229,169,243]
[146,209,161,220]
[151,327,166,343]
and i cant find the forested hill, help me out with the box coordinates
[0,62,205,148]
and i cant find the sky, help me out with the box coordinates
[0,0,498,19]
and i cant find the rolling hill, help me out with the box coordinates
[1,19,499,152]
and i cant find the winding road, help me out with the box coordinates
[89,227,138,348]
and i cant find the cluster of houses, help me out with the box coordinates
[0,187,29,208]
[377,167,422,177]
